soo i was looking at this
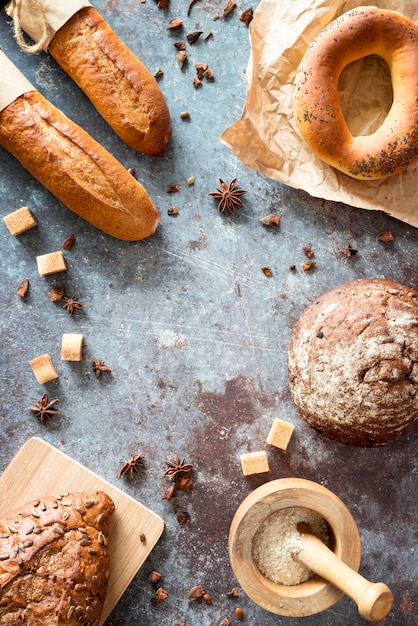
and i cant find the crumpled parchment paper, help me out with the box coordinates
[220,0,418,227]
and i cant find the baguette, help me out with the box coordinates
[0,490,114,625]
[48,6,172,156]
[0,90,160,240]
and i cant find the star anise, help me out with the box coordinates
[164,453,193,478]
[28,393,59,425]
[91,356,112,379]
[119,453,144,478]
[63,294,84,316]
[208,178,247,214]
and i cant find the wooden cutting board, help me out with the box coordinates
[0,437,164,624]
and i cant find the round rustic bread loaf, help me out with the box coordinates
[288,278,418,446]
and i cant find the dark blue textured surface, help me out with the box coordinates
[0,1,416,624]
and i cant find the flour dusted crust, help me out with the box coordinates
[0,491,114,624]
[288,279,418,446]
[292,6,418,179]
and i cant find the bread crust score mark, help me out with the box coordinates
[48,7,172,156]
[292,6,418,179]
[0,91,160,241]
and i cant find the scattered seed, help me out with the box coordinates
[180,111,190,120]
[235,607,244,619]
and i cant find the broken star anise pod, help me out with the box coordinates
[91,356,112,379]
[62,294,84,316]
[28,393,59,425]
[119,453,144,478]
[208,178,247,215]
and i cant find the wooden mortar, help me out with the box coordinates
[228,478,393,620]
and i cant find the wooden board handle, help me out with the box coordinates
[295,524,393,622]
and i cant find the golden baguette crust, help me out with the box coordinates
[292,6,418,179]
[48,7,172,156]
[0,91,160,240]
[0,490,114,625]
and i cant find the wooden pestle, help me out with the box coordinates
[295,523,394,622]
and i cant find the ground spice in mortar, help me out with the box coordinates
[252,506,329,585]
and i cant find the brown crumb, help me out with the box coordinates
[151,587,168,603]
[377,229,394,242]
[188,584,205,601]
[168,184,180,193]
[195,62,208,79]
[62,234,75,250]
[262,266,272,276]
[227,587,239,597]
[17,278,29,297]
[48,285,65,302]
[219,619,231,626]
[223,0,236,17]
[302,245,314,258]
[187,31,203,45]
[203,67,215,81]
[167,17,183,30]
[342,245,357,257]
[176,508,190,525]
[177,49,188,68]
[259,214,280,227]
[301,260,316,272]
[148,570,162,585]
[240,7,253,25]
[168,207,179,216]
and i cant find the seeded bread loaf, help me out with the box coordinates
[0,490,114,625]
[288,278,418,446]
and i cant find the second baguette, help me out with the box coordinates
[48,6,172,156]
[0,90,160,240]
